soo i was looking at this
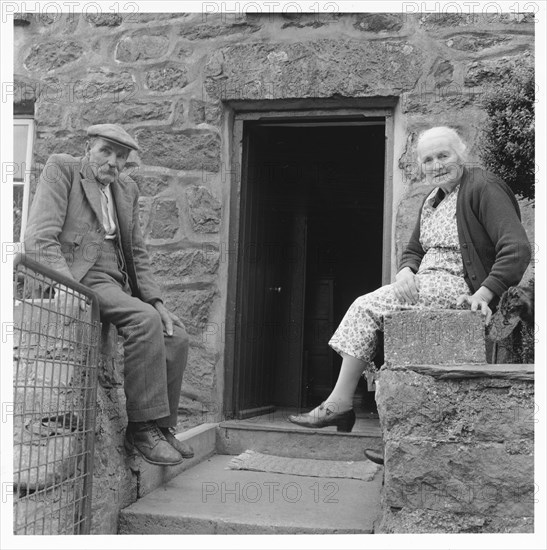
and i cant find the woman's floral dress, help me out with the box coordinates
[328,184,471,372]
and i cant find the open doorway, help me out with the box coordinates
[231,115,388,418]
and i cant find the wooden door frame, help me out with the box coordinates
[223,98,396,419]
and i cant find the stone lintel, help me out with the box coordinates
[205,39,423,101]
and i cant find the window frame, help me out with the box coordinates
[13,117,34,243]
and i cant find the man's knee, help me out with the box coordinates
[119,302,163,341]
[140,303,163,328]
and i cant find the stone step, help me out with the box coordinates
[126,422,218,498]
[118,454,383,534]
[216,409,382,461]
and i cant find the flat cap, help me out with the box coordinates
[86,123,139,151]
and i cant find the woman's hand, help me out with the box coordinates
[456,287,495,324]
[393,267,420,305]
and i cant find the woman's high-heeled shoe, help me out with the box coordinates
[364,448,384,465]
[288,402,356,433]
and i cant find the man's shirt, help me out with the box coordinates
[98,182,117,240]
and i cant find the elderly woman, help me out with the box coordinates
[289,126,531,437]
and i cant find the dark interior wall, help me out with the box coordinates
[254,121,385,293]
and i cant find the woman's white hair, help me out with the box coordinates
[416,126,468,163]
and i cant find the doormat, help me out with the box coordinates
[227,450,379,481]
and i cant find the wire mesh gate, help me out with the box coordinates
[13,254,101,535]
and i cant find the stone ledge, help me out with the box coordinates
[389,363,534,380]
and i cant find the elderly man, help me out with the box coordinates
[24,124,193,466]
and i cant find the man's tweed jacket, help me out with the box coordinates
[24,153,162,304]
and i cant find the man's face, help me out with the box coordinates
[86,137,130,185]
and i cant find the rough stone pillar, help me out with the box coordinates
[90,324,137,534]
[376,310,534,533]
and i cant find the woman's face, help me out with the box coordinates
[418,135,463,189]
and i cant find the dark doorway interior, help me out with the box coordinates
[236,118,385,417]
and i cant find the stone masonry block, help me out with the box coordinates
[353,13,404,32]
[384,310,486,366]
[84,13,123,27]
[464,53,531,87]
[131,173,170,197]
[188,99,222,126]
[145,65,188,92]
[383,438,534,517]
[162,288,217,337]
[180,346,218,403]
[24,41,84,72]
[185,186,221,233]
[178,17,261,40]
[149,247,220,282]
[445,33,508,52]
[76,99,172,126]
[379,507,533,534]
[148,198,180,239]
[72,68,135,97]
[115,33,170,62]
[135,129,220,172]
[375,364,534,533]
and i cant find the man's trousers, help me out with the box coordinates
[81,239,188,426]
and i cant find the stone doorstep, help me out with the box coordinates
[216,420,383,461]
[116,412,382,498]
[118,454,383,535]
[126,422,218,498]
[119,420,385,534]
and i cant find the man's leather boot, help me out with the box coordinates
[124,421,184,466]
[159,427,194,458]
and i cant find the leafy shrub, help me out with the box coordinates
[479,60,535,200]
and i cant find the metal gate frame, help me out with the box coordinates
[13,253,100,535]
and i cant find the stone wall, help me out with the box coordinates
[376,310,534,533]
[13,11,535,427]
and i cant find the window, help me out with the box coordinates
[13,118,34,242]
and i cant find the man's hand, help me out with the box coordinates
[153,300,185,336]
[456,286,495,324]
[54,288,86,312]
[393,267,420,305]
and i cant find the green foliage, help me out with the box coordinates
[479,60,535,200]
